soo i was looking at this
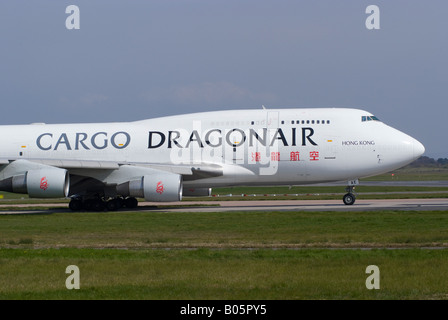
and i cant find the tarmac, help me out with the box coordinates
[1,198,448,215]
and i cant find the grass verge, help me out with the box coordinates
[1,209,448,300]
[1,210,448,249]
[1,248,448,299]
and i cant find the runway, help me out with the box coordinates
[1,198,448,214]
[143,198,448,212]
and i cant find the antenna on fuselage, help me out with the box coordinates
[262,105,266,110]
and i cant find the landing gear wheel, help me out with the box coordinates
[106,198,123,211]
[115,197,124,209]
[91,198,106,211]
[343,193,356,205]
[69,198,83,211]
[124,197,138,209]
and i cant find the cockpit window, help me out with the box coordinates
[362,115,380,122]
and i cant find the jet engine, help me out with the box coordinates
[0,168,70,198]
[182,187,212,197]
[117,172,183,202]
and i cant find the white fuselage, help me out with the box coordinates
[0,108,424,189]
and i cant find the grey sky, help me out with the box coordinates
[0,1,446,158]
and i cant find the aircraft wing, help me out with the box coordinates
[0,158,223,179]
[0,158,223,201]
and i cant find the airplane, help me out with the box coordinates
[0,108,425,211]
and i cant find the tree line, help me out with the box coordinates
[408,156,448,168]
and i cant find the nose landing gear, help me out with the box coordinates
[343,180,358,205]
[343,189,356,205]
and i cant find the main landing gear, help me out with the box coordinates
[69,196,139,211]
[342,180,358,205]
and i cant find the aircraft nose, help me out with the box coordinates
[382,128,425,169]
[413,138,425,159]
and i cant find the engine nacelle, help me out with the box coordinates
[12,168,70,198]
[117,173,183,202]
[182,187,212,197]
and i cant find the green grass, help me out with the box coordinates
[0,165,446,299]
[1,248,448,299]
[213,185,448,194]
[1,210,448,249]
[365,167,448,181]
[1,206,448,299]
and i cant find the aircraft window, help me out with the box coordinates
[291,120,294,124]
[316,120,320,124]
[311,120,315,124]
[251,121,254,125]
[327,120,330,124]
[362,115,380,122]
[322,120,325,124]
[301,120,305,124]
[307,120,310,124]
[281,120,285,124]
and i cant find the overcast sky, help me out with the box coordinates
[0,1,446,158]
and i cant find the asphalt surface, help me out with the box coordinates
[1,198,448,215]
[140,198,448,212]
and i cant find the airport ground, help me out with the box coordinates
[1,167,448,300]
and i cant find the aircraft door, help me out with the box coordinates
[261,111,280,176]
[267,111,279,129]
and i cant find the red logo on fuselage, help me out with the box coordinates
[40,177,48,191]
[156,181,164,194]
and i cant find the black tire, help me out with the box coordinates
[83,199,93,211]
[343,193,356,205]
[115,197,124,209]
[124,197,138,209]
[106,199,119,211]
[69,199,83,211]
[91,199,106,211]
